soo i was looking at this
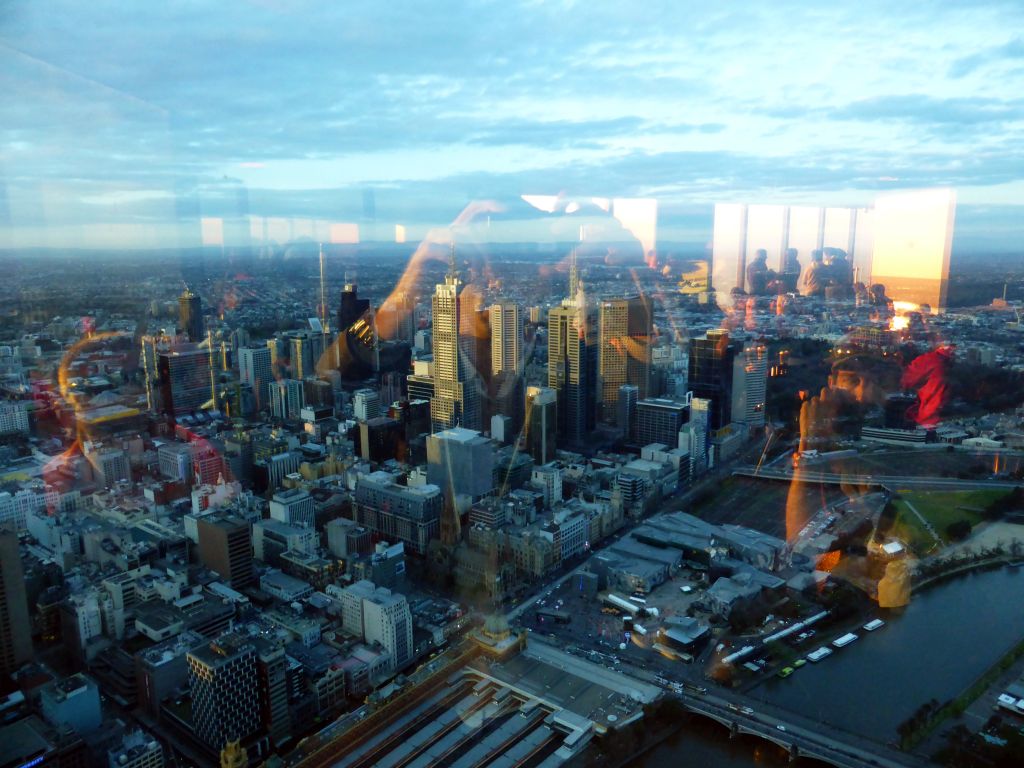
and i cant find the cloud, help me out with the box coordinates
[2,1,1024,249]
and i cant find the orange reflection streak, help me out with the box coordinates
[43,330,134,511]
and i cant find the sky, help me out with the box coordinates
[1,0,1023,252]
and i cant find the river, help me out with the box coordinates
[633,565,1024,766]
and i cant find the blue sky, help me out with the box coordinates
[1,0,1023,251]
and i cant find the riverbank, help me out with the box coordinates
[899,634,1024,750]
[749,565,1024,744]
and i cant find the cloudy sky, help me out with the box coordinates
[2,0,1023,251]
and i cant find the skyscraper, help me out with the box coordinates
[238,347,272,412]
[489,300,521,376]
[731,342,768,429]
[338,281,370,331]
[0,531,32,678]
[525,385,557,465]
[547,248,596,446]
[156,345,216,419]
[688,330,739,431]
[178,288,205,343]
[430,248,481,432]
[687,396,711,477]
[597,295,653,424]
[186,634,260,751]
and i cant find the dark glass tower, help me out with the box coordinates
[687,329,739,431]
[178,288,205,342]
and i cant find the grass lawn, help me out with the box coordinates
[890,489,1009,553]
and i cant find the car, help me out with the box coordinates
[740,706,754,715]
[777,666,794,678]
[776,724,787,732]
[793,659,807,668]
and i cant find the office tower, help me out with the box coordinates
[287,331,327,380]
[547,303,597,445]
[268,379,304,420]
[197,516,254,589]
[376,292,416,343]
[430,250,481,431]
[489,301,521,376]
[361,589,413,673]
[635,398,689,448]
[0,531,32,677]
[687,330,739,431]
[731,342,768,429]
[359,417,404,463]
[597,295,653,424]
[353,471,442,555]
[491,370,524,438]
[238,348,272,412]
[407,359,434,403]
[525,386,557,465]
[379,371,404,406]
[687,396,711,476]
[268,489,315,529]
[870,188,957,309]
[254,639,291,748]
[617,384,639,440]
[472,307,492,422]
[178,288,204,343]
[426,428,496,505]
[353,388,381,421]
[156,345,216,419]
[338,282,370,330]
[186,634,260,751]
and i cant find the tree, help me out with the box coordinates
[946,520,972,542]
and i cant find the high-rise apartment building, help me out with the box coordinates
[197,516,254,589]
[597,295,652,424]
[238,347,272,412]
[0,531,32,677]
[178,288,205,343]
[687,330,739,431]
[489,301,521,376]
[186,634,260,751]
[731,342,768,429]
[430,251,481,431]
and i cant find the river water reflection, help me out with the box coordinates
[635,565,1024,766]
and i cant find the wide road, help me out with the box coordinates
[734,465,1021,490]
